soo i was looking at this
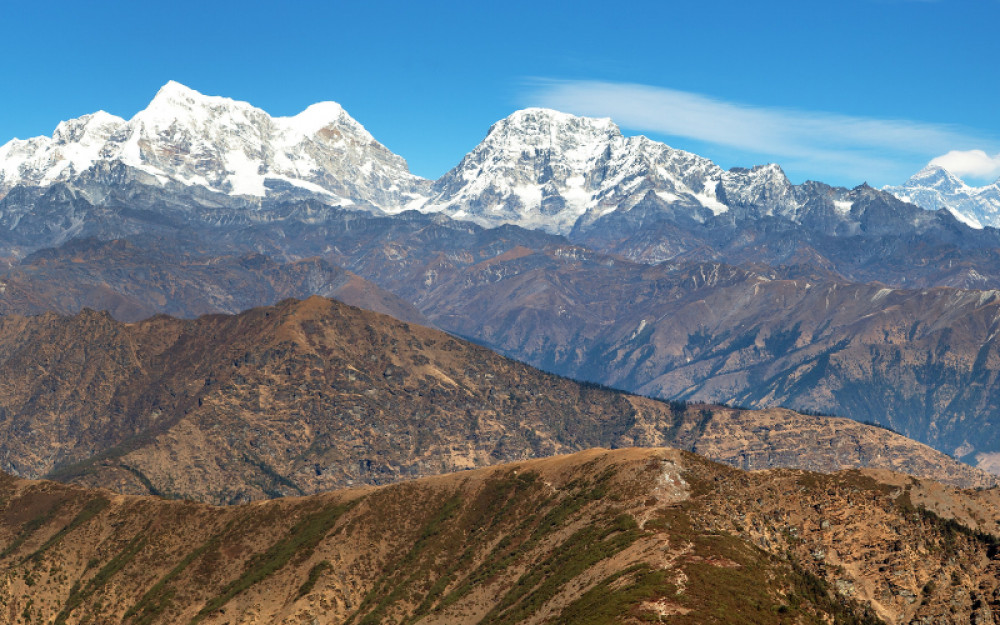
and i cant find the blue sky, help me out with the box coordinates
[2,0,998,187]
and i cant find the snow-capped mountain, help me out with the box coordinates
[417,108,725,233]
[415,108,871,235]
[884,165,1000,229]
[1,91,868,238]
[0,82,967,255]
[0,81,427,209]
[418,108,760,233]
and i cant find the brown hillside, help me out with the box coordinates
[0,297,989,505]
[2,448,1000,624]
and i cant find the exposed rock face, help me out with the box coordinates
[0,296,986,505]
[1,448,999,625]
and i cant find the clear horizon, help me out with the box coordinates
[3,0,998,187]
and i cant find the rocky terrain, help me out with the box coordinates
[0,296,988,506]
[3,447,1000,624]
[377,243,1000,463]
[4,83,1000,487]
[204,211,1000,465]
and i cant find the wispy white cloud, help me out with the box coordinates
[930,150,1000,182]
[524,79,995,185]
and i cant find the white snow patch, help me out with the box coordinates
[695,179,728,215]
[947,206,984,229]
[871,288,892,302]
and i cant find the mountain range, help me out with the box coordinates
[0,81,988,264]
[886,165,1000,229]
[7,82,1000,623]
[5,82,1000,471]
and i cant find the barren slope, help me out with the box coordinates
[2,449,1000,624]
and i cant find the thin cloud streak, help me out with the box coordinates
[525,79,994,185]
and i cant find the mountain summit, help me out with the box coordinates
[419,107,732,233]
[885,164,1000,229]
[0,81,426,208]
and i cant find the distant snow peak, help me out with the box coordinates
[886,164,1000,229]
[490,107,621,144]
[281,101,350,135]
[422,107,746,234]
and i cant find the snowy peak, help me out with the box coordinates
[886,165,1000,229]
[52,111,125,145]
[905,165,968,192]
[720,163,796,215]
[421,107,735,233]
[0,110,127,191]
[154,79,201,100]
[280,101,349,135]
[483,108,622,152]
[136,81,261,130]
[0,82,424,208]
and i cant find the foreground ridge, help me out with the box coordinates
[2,448,1000,624]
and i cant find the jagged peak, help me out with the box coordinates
[52,111,125,144]
[908,163,964,184]
[276,100,368,138]
[487,107,621,141]
[727,162,787,178]
[755,162,785,174]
